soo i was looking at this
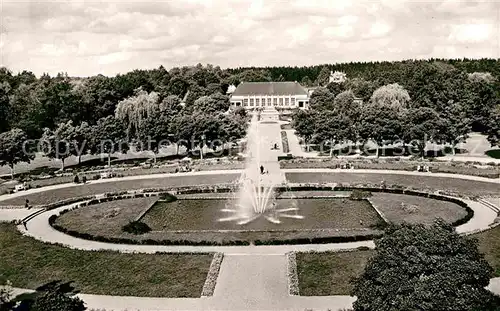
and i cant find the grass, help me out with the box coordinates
[55,197,158,237]
[369,193,468,225]
[286,172,500,196]
[486,149,500,159]
[475,225,500,277]
[295,226,500,296]
[0,174,239,206]
[52,197,382,244]
[296,250,374,296]
[0,223,213,297]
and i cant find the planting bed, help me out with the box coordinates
[0,224,213,297]
[370,193,468,225]
[0,174,239,206]
[286,172,500,196]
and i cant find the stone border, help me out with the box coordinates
[201,252,224,297]
[43,184,475,246]
[134,197,160,222]
[367,198,390,224]
[287,251,299,296]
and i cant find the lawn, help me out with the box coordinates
[295,226,500,296]
[296,250,374,296]
[0,224,214,297]
[369,193,468,225]
[143,198,381,231]
[54,197,158,237]
[0,174,239,206]
[53,197,382,244]
[286,172,500,196]
[475,225,500,276]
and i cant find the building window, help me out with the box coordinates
[273,98,277,106]
[279,98,283,106]
[256,98,260,106]
[243,98,248,105]
[285,98,289,105]
[291,98,295,105]
[249,98,254,106]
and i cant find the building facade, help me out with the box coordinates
[230,81,310,109]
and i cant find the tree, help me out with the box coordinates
[0,81,12,132]
[352,220,500,311]
[468,72,496,83]
[344,78,377,102]
[300,75,312,87]
[486,105,500,148]
[114,90,161,137]
[291,110,317,152]
[403,107,447,158]
[40,121,78,170]
[277,74,285,82]
[314,111,355,156]
[440,101,471,155]
[333,90,360,120]
[136,115,171,164]
[73,122,92,164]
[370,83,411,112]
[358,104,403,157]
[90,116,128,167]
[315,66,330,86]
[192,93,230,114]
[326,81,346,97]
[30,282,86,311]
[0,280,12,311]
[0,128,34,178]
[309,87,335,111]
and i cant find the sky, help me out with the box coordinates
[1,0,499,77]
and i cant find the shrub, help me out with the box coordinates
[349,189,372,200]
[159,192,177,202]
[352,220,500,311]
[122,221,151,235]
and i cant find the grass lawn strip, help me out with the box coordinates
[0,224,213,297]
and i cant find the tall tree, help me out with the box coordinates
[315,66,330,86]
[309,87,335,111]
[486,105,500,148]
[0,128,34,178]
[40,121,77,170]
[89,116,129,167]
[115,90,161,137]
[370,83,411,112]
[291,110,317,152]
[352,220,500,311]
[403,107,447,158]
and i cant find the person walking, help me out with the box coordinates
[260,165,264,174]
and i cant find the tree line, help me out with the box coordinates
[291,61,500,156]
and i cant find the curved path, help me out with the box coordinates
[1,168,499,310]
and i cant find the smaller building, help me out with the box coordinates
[230,81,310,109]
[329,71,347,84]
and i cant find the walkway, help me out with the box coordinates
[1,138,500,310]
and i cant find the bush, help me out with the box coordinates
[122,221,151,235]
[349,189,372,200]
[159,193,177,203]
[352,220,500,311]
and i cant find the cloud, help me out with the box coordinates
[0,0,498,76]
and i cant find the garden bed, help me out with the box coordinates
[0,174,240,206]
[0,223,214,297]
[281,131,290,153]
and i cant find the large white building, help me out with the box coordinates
[230,82,310,109]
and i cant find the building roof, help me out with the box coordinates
[231,82,308,96]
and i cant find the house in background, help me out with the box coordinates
[329,71,347,84]
[229,81,310,110]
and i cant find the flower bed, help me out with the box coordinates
[201,252,224,297]
[281,131,290,153]
[280,159,500,178]
[287,252,299,295]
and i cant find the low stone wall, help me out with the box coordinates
[287,251,299,295]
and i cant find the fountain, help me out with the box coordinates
[219,111,303,225]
